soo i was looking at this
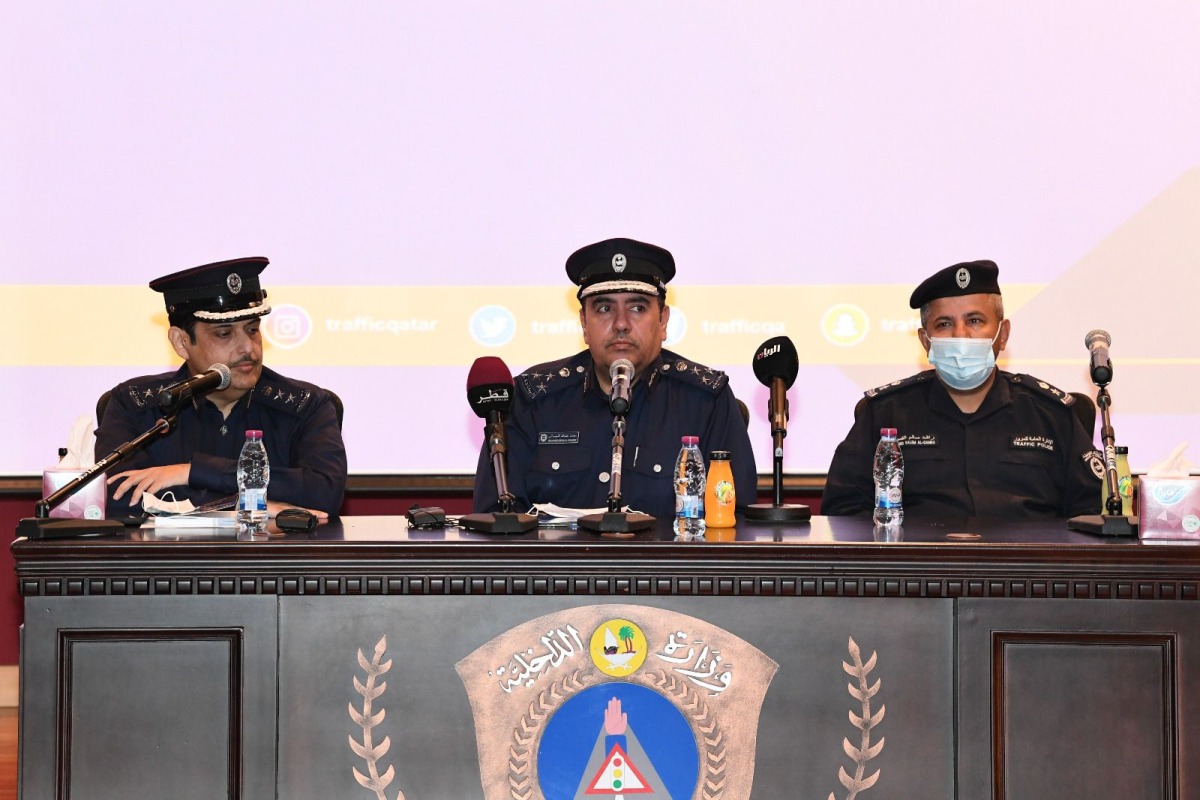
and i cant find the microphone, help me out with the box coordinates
[157,363,232,409]
[466,356,514,457]
[461,357,536,533]
[752,336,799,437]
[609,359,634,415]
[1085,329,1113,386]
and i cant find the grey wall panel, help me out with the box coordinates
[19,596,277,800]
[958,599,1200,800]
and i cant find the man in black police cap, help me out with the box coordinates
[95,257,347,516]
[471,237,757,520]
[822,260,1103,519]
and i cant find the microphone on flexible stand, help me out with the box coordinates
[458,357,537,534]
[1069,329,1137,537]
[579,358,655,533]
[158,363,232,410]
[745,336,811,522]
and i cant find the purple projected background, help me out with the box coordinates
[2,2,1198,476]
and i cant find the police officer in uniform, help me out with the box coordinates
[822,260,1102,519]
[471,238,757,521]
[96,257,348,516]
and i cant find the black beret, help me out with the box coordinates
[150,257,272,324]
[909,260,1001,309]
[566,238,675,300]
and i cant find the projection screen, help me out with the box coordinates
[3,2,1198,478]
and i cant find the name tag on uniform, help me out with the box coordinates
[896,434,937,447]
[538,431,579,446]
[1012,435,1055,452]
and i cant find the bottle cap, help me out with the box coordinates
[880,427,898,437]
[245,429,264,438]
[1115,446,1128,454]
[681,435,699,445]
[709,450,731,460]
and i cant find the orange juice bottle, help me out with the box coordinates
[705,451,736,527]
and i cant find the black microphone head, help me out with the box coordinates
[466,356,515,418]
[1085,329,1111,349]
[752,337,799,388]
[210,363,232,390]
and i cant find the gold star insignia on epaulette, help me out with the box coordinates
[701,376,712,385]
[534,382,548,395]
[286,392,296,404]
[143,388,155,399]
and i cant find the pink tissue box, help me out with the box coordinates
[1138,477,1200,540]
[43,468,107,520]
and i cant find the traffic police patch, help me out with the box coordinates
[1012,435,1055,452]
[1083,450,1106,479]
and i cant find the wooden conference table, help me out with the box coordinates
[12,514,1200,799]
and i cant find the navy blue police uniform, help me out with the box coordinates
[95,256,348,515]
[472,349,756,520]
[96,365,347,514]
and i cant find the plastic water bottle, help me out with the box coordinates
[236,430,270,534]
[872,427,904,527]
[674,436,707,537]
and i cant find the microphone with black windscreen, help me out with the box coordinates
[609,359,634,415]
[745,336,811,522]
[157,363,232,409]
[1085,329,1113,386]
[459,356,537,533]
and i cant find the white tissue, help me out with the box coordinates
[1145,442,1199,478]
[52,415,98,469]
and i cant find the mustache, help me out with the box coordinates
[228,356,259,368]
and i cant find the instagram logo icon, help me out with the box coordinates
[262,304,312,350]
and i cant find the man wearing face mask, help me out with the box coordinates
[822,260,1103,519]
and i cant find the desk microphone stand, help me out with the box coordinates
[459,421,538,534]
[579,414,655,533]
[17,408,184,539]
[1068,384,1138,537]
[745,402,810,522]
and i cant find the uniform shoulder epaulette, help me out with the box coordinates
[255,374,317,414]
[516,355,589,401]
[863,371,934,399]
[655,353,728,395]
[1007,373,1076,407]
[119,371,180,410]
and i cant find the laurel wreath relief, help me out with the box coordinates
[829,636,885,800]
[349,635,406,800]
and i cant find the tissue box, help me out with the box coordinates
[43,469,107,520]
[1139,477,1200,540]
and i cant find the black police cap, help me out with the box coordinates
[150,257,272,324]
[566,238,675,300]
[909,260,1001,309]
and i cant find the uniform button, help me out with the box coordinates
[599,472,610,483]
[653,464,662,473]
[551,461,560,471]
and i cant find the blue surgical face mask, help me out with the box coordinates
[927,327,1002,391]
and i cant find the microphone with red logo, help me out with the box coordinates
[459,357,538,533]
[745,336,811,522]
